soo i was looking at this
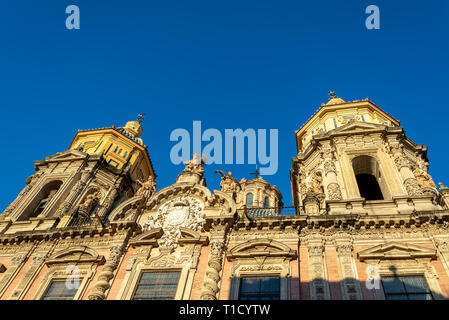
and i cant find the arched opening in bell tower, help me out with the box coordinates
[17,180,63,221]
[352,156,389,201]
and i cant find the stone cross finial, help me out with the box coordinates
[137,113,145,123]
[250,165,261,179]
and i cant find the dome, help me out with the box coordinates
[326,97,346,105]
[123,120,143,138]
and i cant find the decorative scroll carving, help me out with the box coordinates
[404,178,423,196]
[324,161,336,175]
[11,255,27,266]
[327,183,343,200]
[394,154,411,170]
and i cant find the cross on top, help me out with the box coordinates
[250,166,261,179]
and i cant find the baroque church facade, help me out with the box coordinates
[1,94,449,300]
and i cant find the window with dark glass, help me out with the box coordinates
[42,280,79,300]
[382,275,433,300]
[263,197,270,208]
[245,193,254,208]
[133,271,180,300]
[239,277,280,300]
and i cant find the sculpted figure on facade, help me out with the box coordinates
[309,172,324,195]
[413,168,436,189]
[79,191,100,215]
[216,170,240,193]
[183,153,205,176]
[136,176,157,199]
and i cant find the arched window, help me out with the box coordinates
[17,180,63,221]
[263,197,270,208]
[352,156,389,200]
[245,193,254,207]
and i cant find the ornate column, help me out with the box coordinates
[56,169,91,217]
[0,254,28,298]
[200,224,227,300]
[390,145,422,196]
[305,238,330,300]
[321,144,343,201]
[95,186,119,219]
[9,253,48,300]
[88,243,126,300]
[335,240,362,300]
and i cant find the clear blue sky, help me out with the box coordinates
[0,0,448,211]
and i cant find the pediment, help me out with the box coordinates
[109,195,145,222]
[331,121,387,134]
[46,246,105,265]
[178,227,208,246]
[358,242,437,261]
[130,228,163,247]
[227,239,297,261]
[43,150,89,163]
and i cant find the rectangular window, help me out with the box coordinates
[108,159,120,168]
[239,277,280,300]
[333,118,338,129]
[104,143,113,155]
[382,275,433,300]
[42,280,79,300]
[133,271,181,300]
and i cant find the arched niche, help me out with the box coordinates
[352,155,390,200]
[17,180,63,221]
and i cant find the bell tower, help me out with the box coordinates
[1,115,156,231]
[290,92,442,215]
[69,114,156,182]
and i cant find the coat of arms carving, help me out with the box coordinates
[143,196,205,252]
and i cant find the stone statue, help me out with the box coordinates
[183,153,205,176]
[136,176,157,199]
[309,172,324,194]
[79,191,100,214]
[413,168,436,189]
[215,170,240,193]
